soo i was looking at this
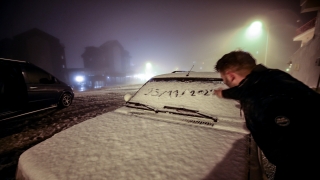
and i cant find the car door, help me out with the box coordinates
[21,64,61,109]
[0,60,28,119]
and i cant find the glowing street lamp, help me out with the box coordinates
[245,21,263,39]
[146,62,152,69]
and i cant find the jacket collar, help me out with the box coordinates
[251,64,268,73]
[238,64,268,87]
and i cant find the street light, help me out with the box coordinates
[246,21,262,39]
[146,62,152,69]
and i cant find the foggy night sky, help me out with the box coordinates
[0,0,317,74]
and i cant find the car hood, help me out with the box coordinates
[16,109,262,180]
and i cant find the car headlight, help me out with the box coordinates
[75,76,84,82]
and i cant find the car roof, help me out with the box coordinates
[152,71,222,79]
[0,58,28,63]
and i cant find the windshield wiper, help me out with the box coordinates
[163,106,218,122]
[126,101,158,113]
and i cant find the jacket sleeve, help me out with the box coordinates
[221,86,241,100]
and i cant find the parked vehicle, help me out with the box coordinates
[0,58,74,121]
[16,71,265,180]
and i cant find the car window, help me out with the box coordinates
[0,61,28,110]
[129,78,241,118]
[23,64,57,84]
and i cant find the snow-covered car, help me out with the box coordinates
[16,71,265,180]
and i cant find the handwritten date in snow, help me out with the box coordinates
[144,88,213,97]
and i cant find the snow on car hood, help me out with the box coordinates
[16,111,255,180]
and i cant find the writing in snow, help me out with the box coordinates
[144,88,214,97]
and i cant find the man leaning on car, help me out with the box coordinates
[213,50,320,180]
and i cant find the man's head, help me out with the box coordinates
[215,51,256,87]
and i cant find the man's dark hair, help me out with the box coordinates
[215,51,257,73]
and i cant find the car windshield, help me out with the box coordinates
[128,78,241,118]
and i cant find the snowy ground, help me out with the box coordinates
[0,84,142,180]
[0,83,275,180]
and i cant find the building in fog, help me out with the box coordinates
[74,40,132,88]
[82,40,130,74]
[290,0,320,89]
[0,28,67,82]
[13,28,67,82]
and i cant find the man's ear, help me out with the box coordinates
[227,72,236,81]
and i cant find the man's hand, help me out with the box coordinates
[213,88,224,98]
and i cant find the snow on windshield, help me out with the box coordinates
[129,79,240,118]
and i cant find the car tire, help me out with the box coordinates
[58,93,72,108]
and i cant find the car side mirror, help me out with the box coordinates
[124,94,132,102]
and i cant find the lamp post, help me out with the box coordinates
[264,27,269,66]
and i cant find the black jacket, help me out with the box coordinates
[222,64,320,166]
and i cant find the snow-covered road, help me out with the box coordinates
[0,84,142,179]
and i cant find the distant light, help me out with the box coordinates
[146,62,152,69]
[75,76,84,82]
[133,73,154,81]
[286,69,290,72]
[246,21,263,39]
[251,21,262,28]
